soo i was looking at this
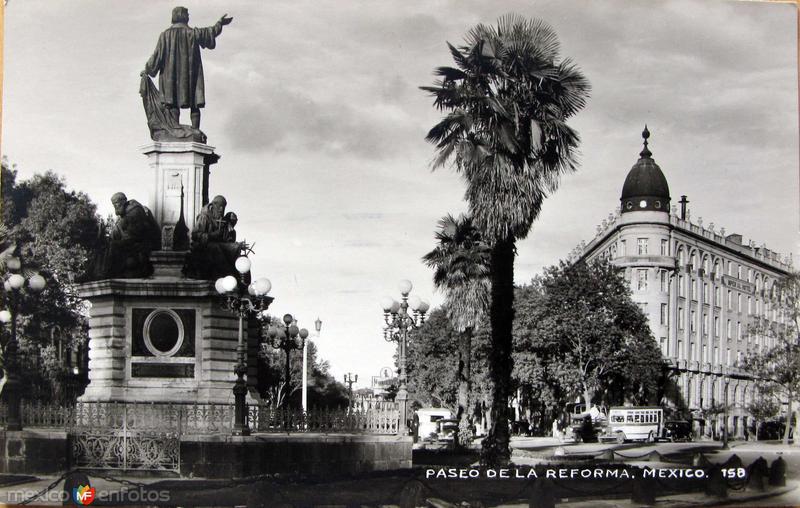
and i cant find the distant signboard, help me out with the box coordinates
[722,275,755,294]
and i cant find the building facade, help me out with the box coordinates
[569,127,792,437]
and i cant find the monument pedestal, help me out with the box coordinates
[140,141,219,243]
[77,252,260,405]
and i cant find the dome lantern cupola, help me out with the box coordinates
[620,125,670,213]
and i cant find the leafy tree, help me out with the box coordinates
[423,214,490,448]
[422,15,590,465]
[257,337,349,409]
[747,392,780,441]
[406,308,492,430]
[699,401,726,439]
[1,161,103,402]
[514,259,665,416]
[742,271,800,445]
[512,280,569,431]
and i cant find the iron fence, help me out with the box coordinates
[0,401,400,435]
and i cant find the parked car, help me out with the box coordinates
[415,408,452,441]
[757,420,793,441]
[436,419,459,442]
[662,420,693,442]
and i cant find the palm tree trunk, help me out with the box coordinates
[456,327,473,449]
[481,237,515,466]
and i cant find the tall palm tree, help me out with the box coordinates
[423,214,490,449]
[422,14,590,465]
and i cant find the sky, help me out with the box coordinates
[2,0,798,390]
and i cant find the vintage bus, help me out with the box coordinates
[600,406,664,443]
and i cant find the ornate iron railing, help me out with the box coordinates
[250,406,399,434]
[1,401,399,435]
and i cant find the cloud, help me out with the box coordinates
[221,83,416,159]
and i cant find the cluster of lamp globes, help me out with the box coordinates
[0,258,46,324]
[380,280,431,315]
[213,256,272,297]
[264,314,309,349]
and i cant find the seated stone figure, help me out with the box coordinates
[86,193,160,279]
[183,195,244,280]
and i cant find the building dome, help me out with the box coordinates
[620,126,670,213]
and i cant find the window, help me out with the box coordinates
[727,261,733,276]
[738,265,742,279]
[620,240,626,256]
[660,270,668,292]
[637,269,648,291]
[678,308,684,329]
[703,283,709,302]
[660,336,668,356]
[726,348,731,366]
[660,303,668,325]
[748,297,752,314]
[727,320,732,339]
[714,346,719,364]
[714,316,719,337]
[678,340,684,359]
[691,310,696,332]
[727,290,733,309]
[661,239,669,256]
[679,276,685,297]
[738,294,742,313]
[702,344,707,363]
[737,351,743,365]
[703,313,708,335]
[637,238,648,255]
[737,322,742,340]
[714,287,720,306]
[638,302,648,314]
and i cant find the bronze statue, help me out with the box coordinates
[184,195,244,280]
[86,193,160,279]
[140,7,233,141]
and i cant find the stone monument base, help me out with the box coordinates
[77,252,260,405]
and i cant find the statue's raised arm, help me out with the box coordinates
[140,7,233,141]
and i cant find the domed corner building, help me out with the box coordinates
[570,126,792,439]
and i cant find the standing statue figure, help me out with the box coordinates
[141,7,233,135]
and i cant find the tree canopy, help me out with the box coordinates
[513,258,666,415]
[1,161,104,402]
[742,271,800,445]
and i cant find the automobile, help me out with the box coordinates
[566,403,606,443]
[415,408,452,441]
[662,420,693,442]
[757,420,793,441]
[436,418,459,442]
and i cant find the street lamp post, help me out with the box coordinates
[381,279,429,435]
[263,314,309,413]
[215,256,273,436]
[301,317,322,413]
[0,257,46,431]
[722,378,730,449]
[344,372,358,406]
